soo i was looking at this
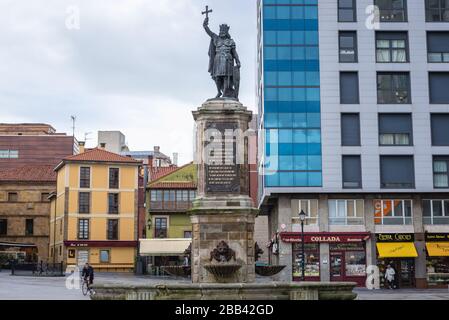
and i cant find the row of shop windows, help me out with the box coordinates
[291,242,449,287]
[292,243,366,281]
[69,249,110,264]
[293,199,449,226]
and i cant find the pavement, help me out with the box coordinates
[354,287,449,300]
[0,270,89,300]
[0,271,191,300]
[1,270,449,300]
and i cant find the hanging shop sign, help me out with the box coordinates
[280,232,370,243]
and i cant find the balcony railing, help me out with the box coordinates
[424,216,449,225]
[150,200,192,211]
[329,217,364,226]
[375,216,412,225]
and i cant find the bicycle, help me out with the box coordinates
[81,277,95,297]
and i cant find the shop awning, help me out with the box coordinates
[426,242,449,257]
[376,242,418,258]
[139,238,191,256]
[0,242,37,248]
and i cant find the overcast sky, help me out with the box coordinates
[0,0,257,165]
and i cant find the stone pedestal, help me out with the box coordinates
[190,99,258,283]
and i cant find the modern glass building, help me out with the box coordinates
[259,0,322,188]
[257,0,449,288]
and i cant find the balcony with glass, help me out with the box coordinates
[374,199,412,225]
[329,200,364,225]
[292,200,318,227]
[423,200,449,225]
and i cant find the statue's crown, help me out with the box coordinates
[219,24,230,32]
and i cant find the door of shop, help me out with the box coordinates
[329,243,367,286]
[330,252,344,281]
[379,259,415,288]
[394,259,415,288]
[77,250,89,268]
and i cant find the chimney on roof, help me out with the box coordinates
[154,146,160,153]
[173,152,178,166]
[148,155,154,169]
[79,141,86,154]
[99,142,106,149]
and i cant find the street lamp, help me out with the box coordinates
[299,209,307,281]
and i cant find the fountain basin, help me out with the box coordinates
[91,281,358,300]
[204,264,241,279]
[255,265,286,276]
[161,266,191,278]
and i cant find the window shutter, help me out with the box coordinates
[342,155,361,188]
[427,32,449,52]
[431,114,449,146]
[380,156,415,188]
[429,73,449,104]
[378,114,412,134]
[341,113,360,146]
[340,72,359,104]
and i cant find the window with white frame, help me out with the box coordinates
[150,190,163,202]
[292,200,318,226]
[423,200,449,225]
[433,156,449,188]
[0,149,18,159]
[328,200,364,225]
[374,199,412,225]
[78,219,89,239]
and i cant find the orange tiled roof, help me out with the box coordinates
[149,181,197,189]
[62,148,141,164]
[0,165,56,182]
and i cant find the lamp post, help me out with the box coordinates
[299,209,307,281]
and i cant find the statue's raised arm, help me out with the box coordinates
[203,17,216,39]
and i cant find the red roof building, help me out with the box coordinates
[0,165,56,183]
[57,147,141,167]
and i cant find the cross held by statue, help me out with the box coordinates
[202,5,213,19]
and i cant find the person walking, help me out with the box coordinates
[385,264,396,289]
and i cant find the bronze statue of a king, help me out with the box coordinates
[203,8,241,101]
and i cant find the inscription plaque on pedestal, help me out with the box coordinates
[204,122,240,193]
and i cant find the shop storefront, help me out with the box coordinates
[281,232,370,286]
[329,242,366,286]
[376,233,418,288]
[0,242,38,266]
[292,243,320,281]
[65,240,138,272]
[139,238,191,275]
[425,233,449,287]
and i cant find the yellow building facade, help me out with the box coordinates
[49,146,141,272]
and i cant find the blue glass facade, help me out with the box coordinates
[260,0,322,187]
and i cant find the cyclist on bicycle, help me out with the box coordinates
[81,262,94,287]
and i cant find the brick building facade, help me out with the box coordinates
[0,124,75,263]
[0,166,55,261]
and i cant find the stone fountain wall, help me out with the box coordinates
[190,99,258,283]
[190,209,257,283]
